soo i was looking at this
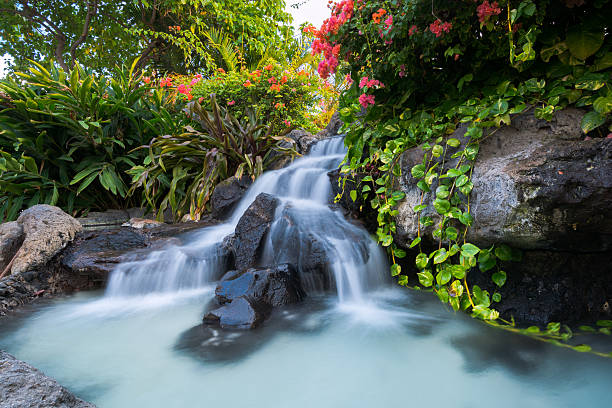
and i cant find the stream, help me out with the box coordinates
[1,137,611,407]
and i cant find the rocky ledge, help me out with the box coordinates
[0,350,95,408]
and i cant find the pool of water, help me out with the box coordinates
[1,288,611,408]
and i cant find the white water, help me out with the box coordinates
[105,136,386,302]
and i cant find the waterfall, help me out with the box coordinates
[105,136,387,302]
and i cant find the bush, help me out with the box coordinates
[0,60,182,220]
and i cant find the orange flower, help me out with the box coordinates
[243,80,252,87]
[275,102,285,109]
[264,64,274,71]
[280,75,288,84]
[218,68,226,74]
[270,84,281,92]
[143,77,151,84]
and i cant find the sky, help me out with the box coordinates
[0,1,330,76]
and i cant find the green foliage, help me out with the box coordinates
[317,0,611,354]
[0,0,295,74]
[0,60,178,220]
[129,95,298,221]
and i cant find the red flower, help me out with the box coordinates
[143,77,151,84]
[264,64,274,71]
[477,1,502,24]
[281,75,288,84]
[243,80,252,87]
[429,20,452,37]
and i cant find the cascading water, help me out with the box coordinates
[104,136,387,303]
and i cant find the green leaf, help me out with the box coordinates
[456,174,469,187]
[390,263,401,276]
[409,237,421,248]
[445,227,458,240]
[581,111,606,134]
[450,264,466,279]
[566,29,604,60]
[350,190,357,202]
[413,204,427,212]
[459,212,474,226]
[494,244,513,261]
[461,243,480,257]
[411,164,426,179]
[436,269,452,285]
[478,250,497,272]
[416,253,429,269]
[593,97,612,115]
[492,292,502,302]
[446,138,461,147]
[417,270,434,287]
[433,198,451,214]
[596,320,612,328]
[492,270,507,287]
[572,344,592,353]
[431,144,444,157]
[433,248,449,264]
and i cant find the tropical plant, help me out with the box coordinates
[128,95,298,221]
[0,59,180,220]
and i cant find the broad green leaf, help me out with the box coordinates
[566,29,604,60]
[492,270,507,287]
[416,253,429,269]
[461,243,480,257]
[433,248,449,264]
[390,263,401,276]
[433,198,451,214]
[350,190,357,202]
[581,111,605,134]
[417,270,434,287]
[494,244,513,261]
[411,164,426,178]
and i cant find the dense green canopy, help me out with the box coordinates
[0,0,295,73]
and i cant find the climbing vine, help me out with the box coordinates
[314,0,611,354]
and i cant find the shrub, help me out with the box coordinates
[0,60,181,220]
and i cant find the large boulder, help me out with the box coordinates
[10,205,82,276]
[316,112,343,139]
[0,222,24,273]
[393,109,612,252]
[210,176,252,220]
[231,193,279,271]
[0,350,95,407]
[204,264,305,329]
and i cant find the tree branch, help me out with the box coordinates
[69,0,98,67]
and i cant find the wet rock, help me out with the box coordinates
[203,296,264,330]
[10,205,82,276]
[0,350,95,408]
[231,193,279,271]
[121,218,164,229]
[316,112,343,139]
[216,264,305,307]
[59,229,150,290]
[78,209,130,229]
[0,222,24,272]
[204,264,305,330]
[393,109,612,252]
[210,176,252,220]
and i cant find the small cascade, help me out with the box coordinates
[104,136,387,303]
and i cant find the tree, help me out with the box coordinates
[0,0,295,73]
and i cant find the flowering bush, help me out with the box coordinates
[158,61,340,135]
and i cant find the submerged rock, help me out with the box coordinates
[204,264,305,329]
[0,350,95,408]
[210,175,252,220]
[10,205,82,276]
[231,193,279,271]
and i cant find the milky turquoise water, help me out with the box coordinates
[1,287,611,408]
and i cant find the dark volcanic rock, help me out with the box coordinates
[204,264,305,330]
[59,229,150,290]
[231,193,279,271]
[316,112,343,139]
[216,264,305,307]
[393,109,612,252]
[0,222,23,272]
[210,176,252,220]
[203,296,264,329]
[0,350,95,407]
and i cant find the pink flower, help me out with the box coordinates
[358,93,375,108]
[409,25,418,36]
[477,1,501,24]
[177,84,192,95]
[359,76,369,88]
[228,100,236,106]
[345,74,353,85]
[429,20,452,37]
[284,119,291,127]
